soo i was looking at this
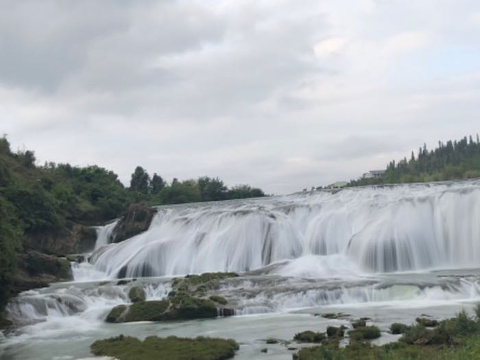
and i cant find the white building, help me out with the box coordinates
[362,170,385,179]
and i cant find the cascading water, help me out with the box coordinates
[4,181,480,360]
[90,180,480,279]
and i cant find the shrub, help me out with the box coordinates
[390,323,410,334]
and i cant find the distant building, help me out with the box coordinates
[362,170,385,179]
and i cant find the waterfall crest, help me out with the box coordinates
[90,181,480,278]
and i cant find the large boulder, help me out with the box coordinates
[128,286,146,303]
[91,335,239,360]
[110,204,156,243]
[12,251,73,293]
[25,224,97,256]
[105,295,218,323]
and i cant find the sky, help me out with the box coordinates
[2,0,480,194]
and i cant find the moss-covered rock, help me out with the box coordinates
[167,294,217,320]
[172,272,239,296]
[294,330,325,343]
[327,326,345,338]
[12,251,73,293]
[351,319,367,329]
[21,251,72,280]
[106,295,218,323]
[91,334,239,360]
[390,322,410,334]
[349,326,381,341]
[25,224,97,255]
[105,305,129,323]
[416,317,439,327]
[128,286,146,303]
[110,204,156,243]
[321,312,349,319]
[124,300,170,322]
[209,295,228,305]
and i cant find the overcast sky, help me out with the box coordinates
[2,0,480,194]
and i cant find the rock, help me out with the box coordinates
[66,254,86,263]
[110,204,156,243]
[124,301,170,322]
[265,339,279,344]
[209,295,228,305]
[261,348,268,353]
[416,317,439,327]
[321,312,349,319]
[25,224,97,256]
[128,286,146,303]
[390,323,411,334]
[294,330,325,343]
[105,305,129,323]
[167,294,217,320]
[327,326,345,338]
[12,251,73,293]
[0,313,12,330]
[349,326,381,340]
[352,319,367,329]
[91,335,239,360]
[106,294,218,323]
[218,308,235,317]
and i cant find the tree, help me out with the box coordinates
[159,179,201,204]
[150,173,166,195]
[197,176,227,201]
[130,166,150,194]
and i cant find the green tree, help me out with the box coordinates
[0,196,22,309]
[159,180,201,204]
[150,173,166,195]
[197,176,227,201]
[130,166,150,194]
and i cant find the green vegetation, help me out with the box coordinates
[209,295,228,305]
[90,334,239,360]
[128,286,146,303]
[0,134,264,314]
[294,308,480,360]
[390,322,411,334]
[294,331,326,343]
[349,134,480,186]
[106,273,239,323]
[348,326,381,341]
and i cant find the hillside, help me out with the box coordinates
[0,136,265,316]
[349,135,480,186]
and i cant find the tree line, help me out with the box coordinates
[0,135,265,312]
[349,134,480,186]
[128,166,264,204]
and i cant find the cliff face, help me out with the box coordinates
[13,250,73,294]
[25,224,98,256]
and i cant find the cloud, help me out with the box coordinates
[2,0,480,194]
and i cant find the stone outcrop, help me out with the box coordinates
[12,250,73,294]
[110,203,156,243]
[25,224,97,256]
[106,272,238,323]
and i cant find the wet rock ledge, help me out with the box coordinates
[106,272,238,323]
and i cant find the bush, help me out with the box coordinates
[349,326,381,340]
[294,330,325,343]
[390,323,410,334]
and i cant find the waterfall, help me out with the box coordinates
[90,181,480,279]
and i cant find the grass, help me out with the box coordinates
[91,335,239,360]
[294,308,480,360]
